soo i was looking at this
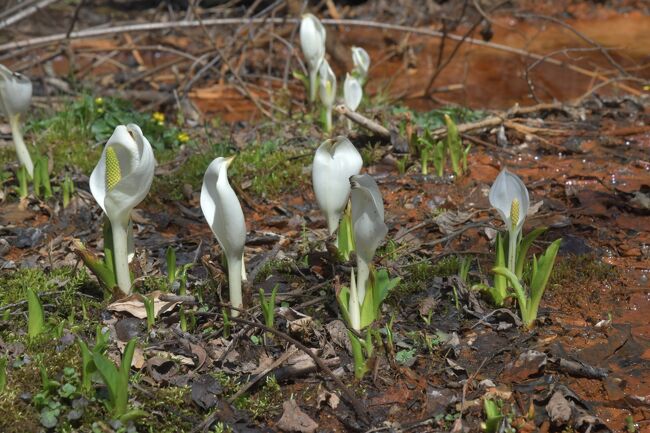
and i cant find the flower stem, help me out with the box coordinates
[227,255,243,317]
[309,69,318,103]
[324,107,332,133]
[111,221,132,295]
[507,229,518,275]
[9,114,33,178]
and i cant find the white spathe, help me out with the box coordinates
[0,64,34,177]
[348,268,361,331]
[350,174,388,303]
[351,46,370,84]
[319,60,337,132]
[201,156,247,316]
[312,136,363,235]
[300,13,326,103]
[90,124,156,295]
[489,168,530,273]
[344,74,362,112]
[489,168,529,234]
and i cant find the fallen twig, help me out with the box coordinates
[335,104,390,138]
[226,347,298,404]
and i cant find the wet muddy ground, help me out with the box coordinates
[0,1,649,432]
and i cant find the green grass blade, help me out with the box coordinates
[515,227,547,278]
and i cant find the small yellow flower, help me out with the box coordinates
[94,97,104,105]
[177,132,190,143]
[152,112,165,126]
[96,107,105,114]
[644,85,650,91]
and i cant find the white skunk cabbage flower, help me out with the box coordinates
[201,156,247,316]
[300,13,326,103]
[343,73,362,112]
[489,168,530,273]
[351,46,370,85]
[312,136,363,235]
[90,124,155,295]
[0,64,34,177]
[350,174,388,303]
[319,60,337,133]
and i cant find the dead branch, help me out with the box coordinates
[0,18,641,96]
[0,0,57,31]
[335,105,391,137]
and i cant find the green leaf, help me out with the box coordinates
[166,246,176,285]
[348,331,368,380]
[119,409,149,423]
[259,285,278,329]
[39,157,52,199]
[336,285,352,327]
[0,357,7,393]
[58,383,76,398]
[92,352,119,412]
[78,340,93,394]
[433,140,445,177]
[483,399,503,433]
[17,165,28,198]
[527,239,561,328]
[40,407,59,429]
[444,114,463,176]
[395,348,416,365]
[462,143,471,173]
[27,287,45,340]
[93,338,136,417]
[33,158,42,197]
[515,227,547,278]
[360,268,399,330]
[337,206,355,261]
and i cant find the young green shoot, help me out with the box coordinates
[37,157,52,199]
[92,338,147,421]
[493,238,561,328]
[143,295,155,331]
[444,114,470,177]
[395,156,409,175]
[482,399,504,433]
[62,174,75,208]
[16,165,28,198]
[27,287,45,341]
[0,357,7,393]
[258,285,278,330]
[221,308,232,339]
[166,246,177,287]
[78,325,110,394]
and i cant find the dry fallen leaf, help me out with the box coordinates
[107,290,179,319]
[275,399,318,433]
